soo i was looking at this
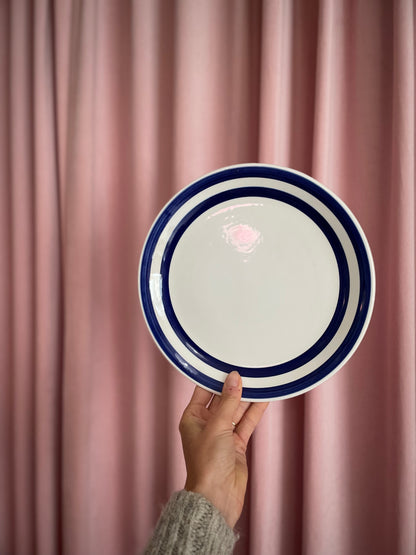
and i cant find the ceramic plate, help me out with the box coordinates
[139,164,375,401]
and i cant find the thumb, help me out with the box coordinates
[212,371,242,429]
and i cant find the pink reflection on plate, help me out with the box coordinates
[222,222,262,254]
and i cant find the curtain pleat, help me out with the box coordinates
[0,1,414,554]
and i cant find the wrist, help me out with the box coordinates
[185,481,241,528]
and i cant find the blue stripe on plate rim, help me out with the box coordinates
[139,165,374,400]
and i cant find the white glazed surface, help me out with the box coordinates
[169,197,339,367]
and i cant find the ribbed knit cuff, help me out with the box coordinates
[144,490,238,554]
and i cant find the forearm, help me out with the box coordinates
[144,490,237,554]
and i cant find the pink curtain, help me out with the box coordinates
[0,1,414,554]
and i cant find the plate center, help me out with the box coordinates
[168,197,339,367]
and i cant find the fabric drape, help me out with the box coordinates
[0,1,414,554]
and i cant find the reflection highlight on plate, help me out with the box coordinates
[207,201,264,218]
[222,222,262,255]
[207,201,264,258]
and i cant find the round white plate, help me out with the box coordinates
[139,164,375,401]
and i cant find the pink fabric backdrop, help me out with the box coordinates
[0,1,414,554]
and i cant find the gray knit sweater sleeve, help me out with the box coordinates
[144,490,238,554]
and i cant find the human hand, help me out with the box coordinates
[179,371,269,528]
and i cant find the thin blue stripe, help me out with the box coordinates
[161,187,349,377]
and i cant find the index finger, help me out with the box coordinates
[208,395,251,424]
[187,386,214,409]
[235,402,269,448]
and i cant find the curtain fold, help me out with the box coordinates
[0,1,414,554]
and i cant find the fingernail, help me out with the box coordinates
[227,371,240,388]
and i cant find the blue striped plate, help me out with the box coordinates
[139,164,375,401]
